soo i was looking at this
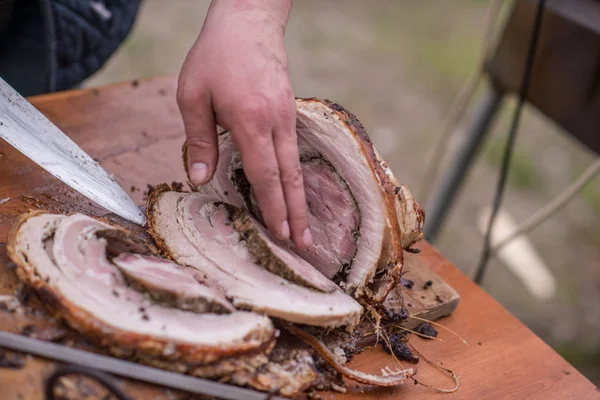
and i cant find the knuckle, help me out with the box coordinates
[289,210,309,226]
[176,84,199,109]
[244,128,271,145]
[239,96,270,122]
[262,166,281,183]
[278,100,296,124]
[249,165,280,190]
[281,165,304,188]
[288,206,309,230]
[237,94,295,128]
[243,156,280,185]
[186,135,216,152]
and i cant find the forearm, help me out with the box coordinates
[205,0,292,36]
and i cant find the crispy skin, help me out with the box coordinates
[395,184,425,250]
[145,183,180,260]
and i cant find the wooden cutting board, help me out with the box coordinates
[2,77,593,400]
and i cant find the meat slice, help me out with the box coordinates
[112,253,234,314]
[230,207,339,293]
[146,185,363,328]
[7,212,275,374]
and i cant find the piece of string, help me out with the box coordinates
[408,342,459,393]
[393,324,443,342]
[407,315,468,345]
[474,0,547,284]
[45,364,132,400]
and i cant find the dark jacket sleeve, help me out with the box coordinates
[0,0,141,96]
[0,0,16,38]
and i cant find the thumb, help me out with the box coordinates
[181,105,219,187]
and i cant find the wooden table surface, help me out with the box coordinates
[0,76,598,400]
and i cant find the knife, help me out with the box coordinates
[0,78,146,225]
[0,331,285,400]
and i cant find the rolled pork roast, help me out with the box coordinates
[7,98,424,397]
[184,98,424,301]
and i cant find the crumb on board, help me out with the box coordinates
[415,322,438,338]
[401,278,414,289]
[0,350,25,369]
[382,333,419,363]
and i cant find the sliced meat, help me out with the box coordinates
[185,99,425,301]
[146,186,363,329]
[112,253,234,314]
[7,212,275,372]
[230,207,339,293]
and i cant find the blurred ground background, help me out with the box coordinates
[85,0,600,384]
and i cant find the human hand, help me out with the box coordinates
[177,0,312,248]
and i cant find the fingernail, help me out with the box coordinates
[302,228,313,247]
[190,163,208,184]
[281,220,290,240]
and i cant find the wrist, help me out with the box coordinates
[206,0,292,35]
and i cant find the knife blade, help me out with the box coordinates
[0,78,146,226]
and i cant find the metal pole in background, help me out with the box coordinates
[423,85,505,244]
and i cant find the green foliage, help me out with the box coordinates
[484,137,542,190]
[581,179,600,215]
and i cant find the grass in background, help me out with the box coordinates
[582,179,600,214]
[484,136,542,190]
[367,2,486,99]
